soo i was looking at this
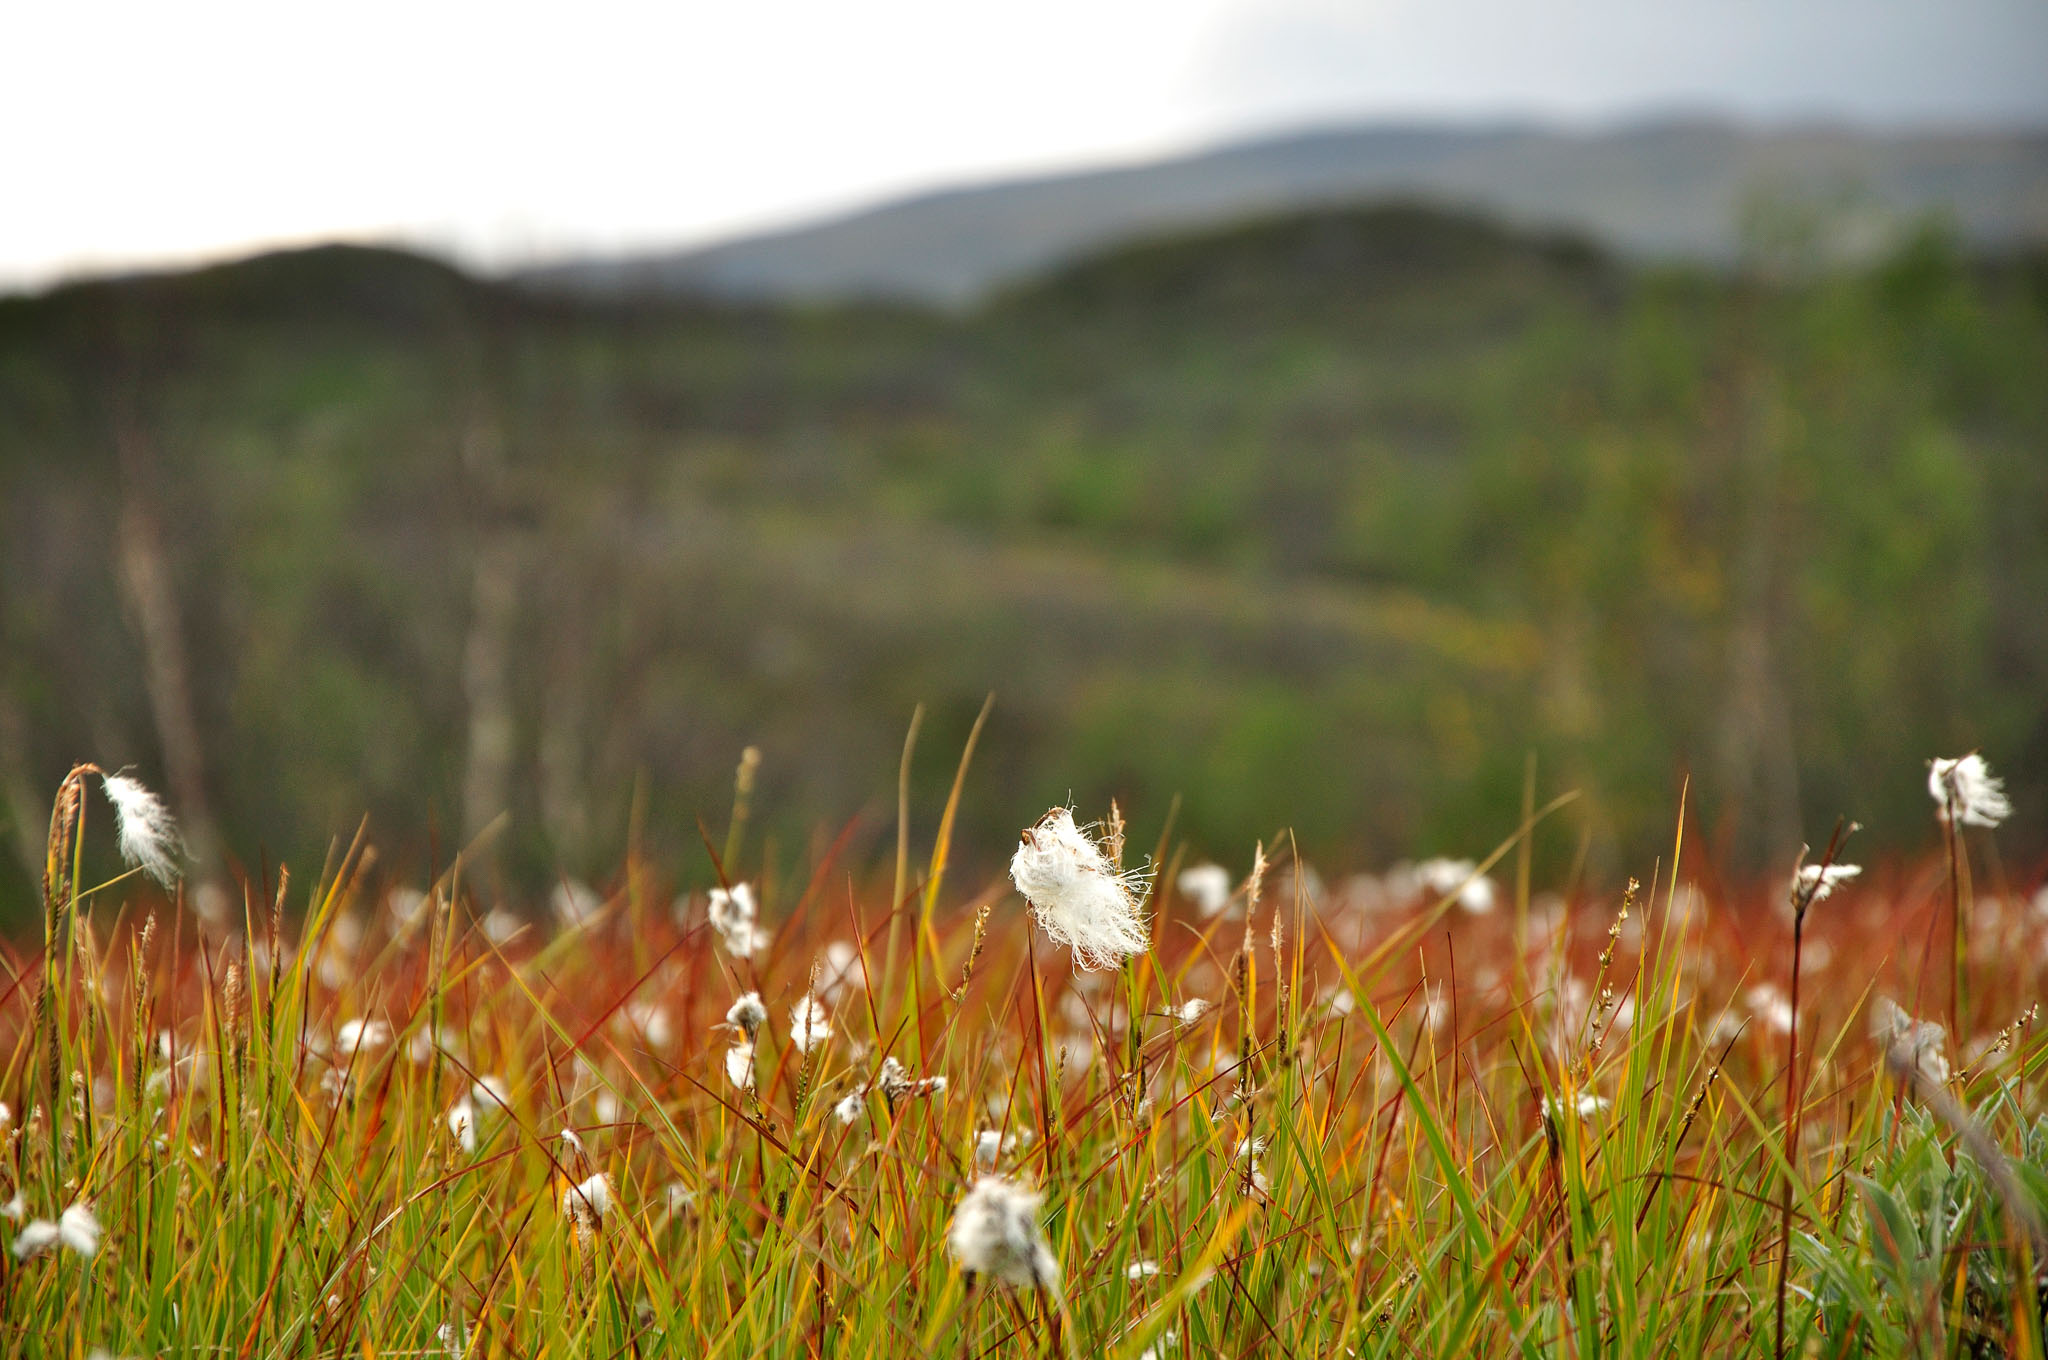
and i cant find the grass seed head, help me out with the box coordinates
[446,1099,476,1154]
[1793,862,1862,906]
[100,773,183,887]
[1010,808,1151,971]
[707,883,765,957]
[1177,863,1232,918]
[789,996,831,1054]
[560,1172,613,1245]
[726,991,767,1040]
[10,1200,100,1261]
[1929,753,2011,828]
[947,1175,1059,1290]
[724,1044,756,1090]
[1870,997,1951,1086]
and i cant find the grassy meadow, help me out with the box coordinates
[3,746,2045,1357]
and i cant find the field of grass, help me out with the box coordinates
[3,747,2044,1357]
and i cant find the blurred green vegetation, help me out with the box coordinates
[0,205,2043,917]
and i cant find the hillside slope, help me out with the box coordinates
[2,209,2044,915]
[523,121,2048,303]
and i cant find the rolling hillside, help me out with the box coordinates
[523,120,2048,303]
[2,205,2044,917]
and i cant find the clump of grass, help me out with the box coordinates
[1,750,2043,1357]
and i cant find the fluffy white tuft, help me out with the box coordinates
[335,1018,391,1056]
[1414,857,1497,914]
[10,1220,60,1261]
[1745,983,1793,1035]
[1542,1092,1612,1123]
[1175,863,1233,918]
[446,1098,477,1154]
[1870,997,1951,1086]
[1929,754,2011,828]
[707,884,766,957]
[550,880,602,929]
[559,1172,613,1245]
[946,1176,1059,1290]
[58,1202,102,1256]
[1008,808,1151,971]
[101,773,183,886]
[725,991,767,1040]
[815,940,867,1003]
[724,1044,756,1090]
[1793,862,1861,904]
[973,1128,1021,1168]
[471,1075,511,1114]
[789,996,832,1054]
[11,1200,100,1260]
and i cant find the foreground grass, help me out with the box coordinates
[3,767,2045,1357]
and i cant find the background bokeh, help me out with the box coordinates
[4,5,2046,923]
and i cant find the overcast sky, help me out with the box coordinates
[6,0,2046,291]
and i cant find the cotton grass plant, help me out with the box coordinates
[0,742,2043,1357]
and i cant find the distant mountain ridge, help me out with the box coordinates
[519,120,2048,305]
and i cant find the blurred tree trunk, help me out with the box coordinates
[0,690,44,881]
[538,597,591,867]
[114,418,228,920]
[459,409,526,847]
[1712,370,1801,869]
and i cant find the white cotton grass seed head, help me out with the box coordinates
[725,1044,756,1090]
[707,883,764,957]
[816,940,867,1003]
[1137,1331,1180,1360]
[789,996,831,1054]
[1415,858,1496,914]
[560,1172,613,1245]
[1745,983,1794,1035]
[550,880,602,929]
[58,1203,102,1256]
[1009,807,1151,971]
[11,1200,101,1260]
[447,1099,477,1154]
[1929,754,2011,828]
[100,772,183,886]
[1176,863,1233,918]
[11,1220,61,1261]
[726,991,767,1040]
[832,1091,867,1125]
[335,1018,391,1056]
[946,1176,1059,1290]
[1871,997,1951,1086]
[623,1001,673,1050]
[1542,1092,1612,1122]
[1793,862,1861,904]
[472,1074,511,1114]
[973,1128,1020,1168]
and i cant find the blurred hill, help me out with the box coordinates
[2,204,2045,918]
[521,121,2048,304]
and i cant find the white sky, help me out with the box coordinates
[6,0,2045,291]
